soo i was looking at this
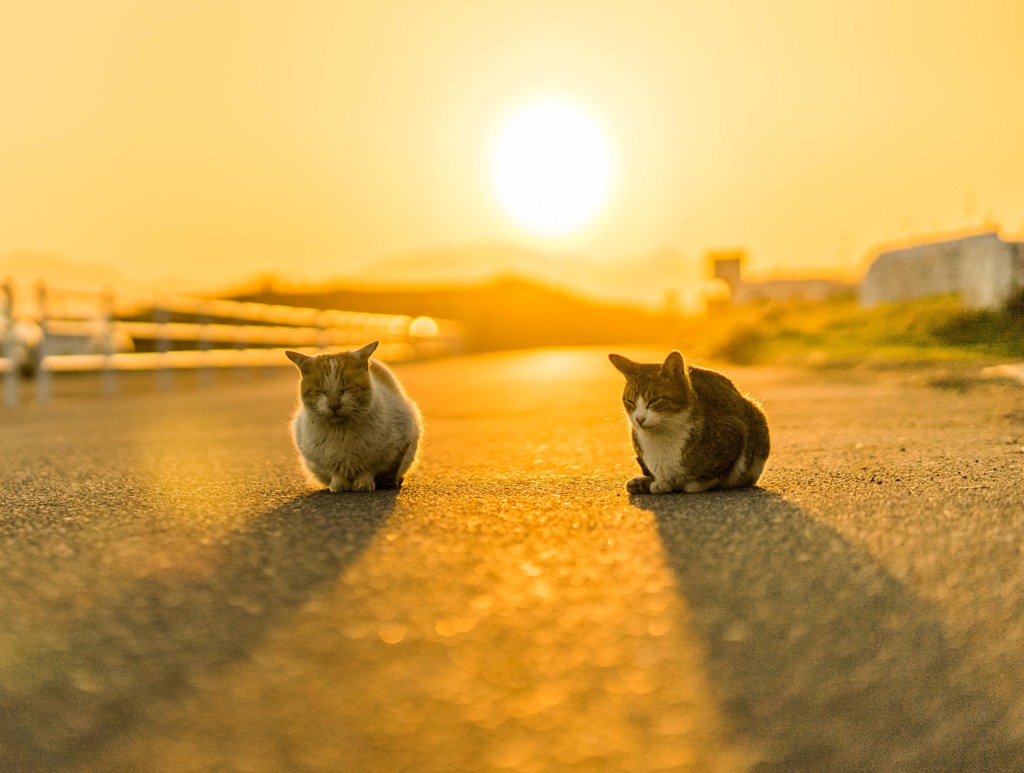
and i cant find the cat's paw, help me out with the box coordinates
[329,476,352,493]
[625,475,653,494]
[649,479,676,494]
[351,473,376,493]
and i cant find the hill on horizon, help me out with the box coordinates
[233,275,682,353]
[343,242,709,313]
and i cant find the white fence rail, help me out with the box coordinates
[1,279,462,404]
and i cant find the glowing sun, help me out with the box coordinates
[489,98,614,237]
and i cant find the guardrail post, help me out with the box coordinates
[101,287,118,396]
[35,280,51,403]
[197,301,213,386]
[155,299,172,391]
[233,322,248,382]
[316,310,330,352]
[2,277,17,406]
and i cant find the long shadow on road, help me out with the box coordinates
[634,488,1024,772]
[0,490,396,771]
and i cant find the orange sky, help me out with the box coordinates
[2,1,1024,302]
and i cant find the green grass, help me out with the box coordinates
[690,291,1024,367]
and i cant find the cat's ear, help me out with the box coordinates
[353,340,379,363]
[608,353,638,377]
[660,351,686,380]
[286,350,311,370]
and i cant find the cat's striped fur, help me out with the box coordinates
[609,351,769,494]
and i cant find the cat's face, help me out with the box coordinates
[609,352,692,432]
[287,343,377,423]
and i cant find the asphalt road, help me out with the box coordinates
[1,348,1023,772]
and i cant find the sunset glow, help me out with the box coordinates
[489,99,614,237]
[2,2,1024,301]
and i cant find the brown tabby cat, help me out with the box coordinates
[609,351,770,494]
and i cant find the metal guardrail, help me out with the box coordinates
[1,279,462,405]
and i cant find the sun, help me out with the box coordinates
[489,97,614,237]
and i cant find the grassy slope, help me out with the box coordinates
[695,292,1024,368]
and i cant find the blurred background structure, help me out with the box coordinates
[861,231,1024,309]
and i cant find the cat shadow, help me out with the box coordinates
[631,487,1023,772]
[1,489,398,770]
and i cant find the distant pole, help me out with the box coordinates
[35,280,51,403]
[2,277,17,406]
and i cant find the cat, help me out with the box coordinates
[608,350,770,494]
[286,341,422,492]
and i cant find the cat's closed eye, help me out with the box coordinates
[623,398,636,409]
[649,397,678,411]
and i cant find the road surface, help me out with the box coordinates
[1,347,1023,771]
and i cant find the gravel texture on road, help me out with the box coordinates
[1,348,1022,771]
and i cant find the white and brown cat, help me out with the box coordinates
[286,341,421,492]
[609,351,770,494]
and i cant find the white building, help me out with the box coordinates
[860,232,1024,309]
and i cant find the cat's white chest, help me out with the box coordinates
[635,409,694,482]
